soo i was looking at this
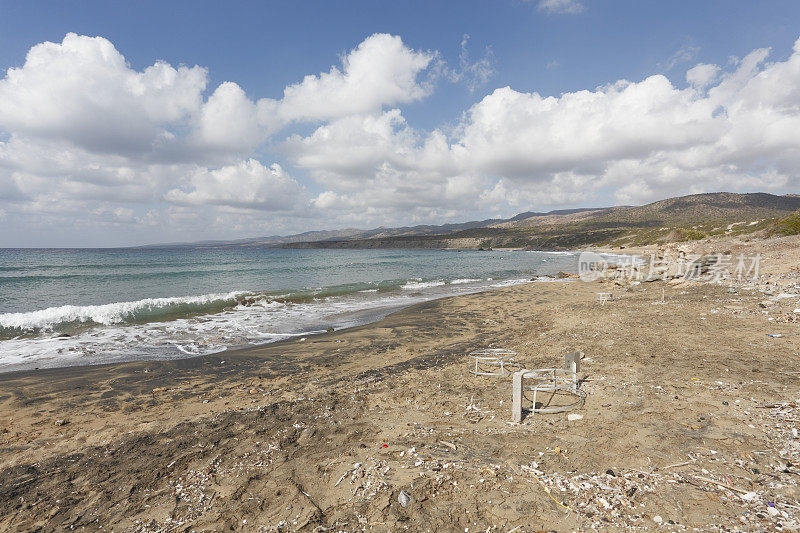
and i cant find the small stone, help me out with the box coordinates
[767,506,780,517]
[653,515,663,524]
[606,469,616,477]
[567,413,583,421]
[398,490,411,508]
[54,419,68,426]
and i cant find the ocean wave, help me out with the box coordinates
[450,278,482,285]
[0,292,247,338]
[401,280,446,290]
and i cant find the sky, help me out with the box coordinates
[1,1,800,247]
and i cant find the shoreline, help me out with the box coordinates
[0,247,644,374]
[2,275,799,530]
[3,246,591,374]
[0,277,536,374]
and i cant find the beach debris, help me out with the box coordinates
[54,419,68,426]
[567,413,583,421]
[467,349,520,376]
[512,353,585,422]
[398,490,412,507]
[596,292,613,304]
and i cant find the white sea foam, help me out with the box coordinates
[450,278,482,284]
[401,280,446,290]
[0,277,536,371]
[0,291,246,332]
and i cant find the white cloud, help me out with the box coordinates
[275,33,436,123]
[286,37,800,212]
[440,34,495,93]
[662,45,700,72]
[165,159,303,210]
[686,63,720,88]
[0,33,207,155]
[4,31,800,245]
[194,82,264,154]
[537,0,585,15]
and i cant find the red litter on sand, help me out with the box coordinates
[381,444,388,448]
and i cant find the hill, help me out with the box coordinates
[279,192,800,250]
[143,192,800,250]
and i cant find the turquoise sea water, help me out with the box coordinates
[0,247,588,371]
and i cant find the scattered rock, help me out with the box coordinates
[398,490,411,508]
[767,506,780,517]
[653,515,663,524]
[54,419,68,426]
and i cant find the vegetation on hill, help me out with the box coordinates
[281,192,800,250]
[770,209,800,236]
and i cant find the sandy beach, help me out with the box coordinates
[1,251,799,532]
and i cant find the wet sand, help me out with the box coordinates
[1,277,799,531]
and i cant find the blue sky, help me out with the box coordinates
[1,1,800,246]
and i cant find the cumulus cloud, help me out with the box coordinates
[0,32,441,237]
[165,159,303,210]
[3,31,800,245]
[274,33,436,123]
[286,38,800,211]
[0,33,207,155]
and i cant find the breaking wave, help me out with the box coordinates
[0,292,250,338]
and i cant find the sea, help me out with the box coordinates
[0,247,621,372]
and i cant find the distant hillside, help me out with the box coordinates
[280,192,800,250]
[144,192,800,251]
[142,208,605,249]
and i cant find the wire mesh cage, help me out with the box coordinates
[520,367,586,414]
[467,349,521,376]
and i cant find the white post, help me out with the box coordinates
[512,370,524,423]
[565,352,580,392]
